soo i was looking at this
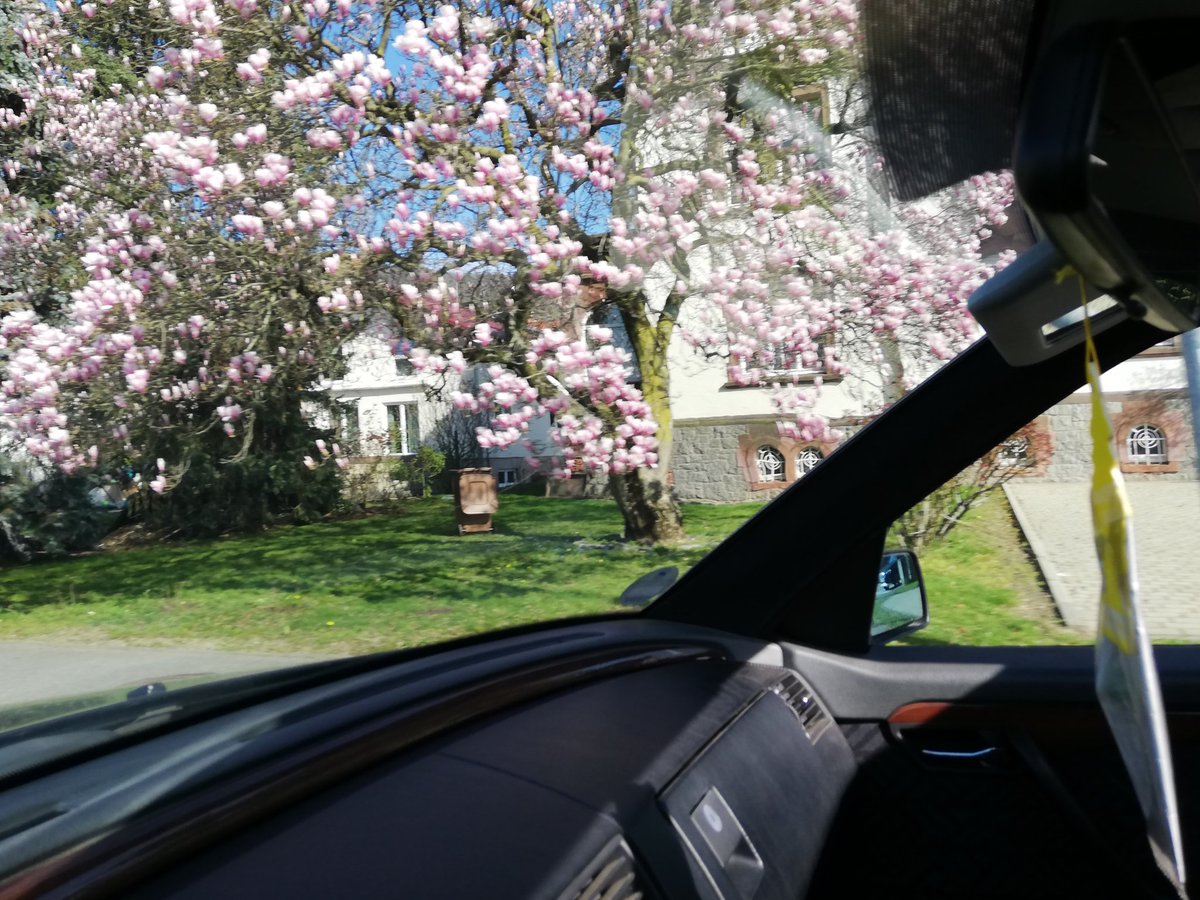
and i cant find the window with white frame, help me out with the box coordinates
[795,446,823,477]
[386,402,421,455]
[764,341,824,376]
[736,335,831,382]
[496,469,518,488]
[1127,423,1168,465]
[755,446,786,482]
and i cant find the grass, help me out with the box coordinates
[0,497,751,656]
[0,494,1083,656]
[904,495,1087,646]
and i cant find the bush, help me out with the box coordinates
[131,401,344,538]
[389,446,446,497]
[139,446,342,538]
[0,457,119,561]
[888,423,1049,552]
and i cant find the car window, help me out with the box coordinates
[887,345,1199,646]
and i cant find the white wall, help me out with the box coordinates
[323,325,447,455]
[664,324,864,421]
[1081,355,1188,395]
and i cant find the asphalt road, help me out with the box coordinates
[0,641,325,707]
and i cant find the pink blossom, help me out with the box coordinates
[306,128,342,150]
[126,369,150,393]
[248,48,270,71]
[231,214,264,236]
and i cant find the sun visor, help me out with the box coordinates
[861,0,1040,200]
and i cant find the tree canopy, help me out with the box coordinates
[0,0,1012,540]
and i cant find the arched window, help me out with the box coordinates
[755,446,786,482]
[795,447,824,477]
[1127,424,1168,464]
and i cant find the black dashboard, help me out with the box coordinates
[125,654,855,900]
[5,619,1189,900]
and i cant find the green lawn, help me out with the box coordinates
[903,495,1087,646]
[0,494,1083,655]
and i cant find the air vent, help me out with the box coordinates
[560,836,647,900]
[771,672,831,742]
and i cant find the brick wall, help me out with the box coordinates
[674,421,778,502]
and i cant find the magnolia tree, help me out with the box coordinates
[0,2,357,533]
[0,0,1012,543]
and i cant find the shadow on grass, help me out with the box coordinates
[0,497,739,613]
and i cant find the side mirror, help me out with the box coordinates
[870,550,928,643]
[619,566,679,608]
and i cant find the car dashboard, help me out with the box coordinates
[0,621,865,900]
[126,650,853,899]
[2,618,1193,900]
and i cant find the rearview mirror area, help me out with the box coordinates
[1016,20,1200,333]
[871,550,928,643]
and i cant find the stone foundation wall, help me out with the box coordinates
[1042,396,1197,482]
[671,393,1197,503]
[673,420,785,502]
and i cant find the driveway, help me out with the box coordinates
[0,641,325,707]
[1005,482,1200,639]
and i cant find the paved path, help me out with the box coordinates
[1005,482,1200,639]
[0,641,324,707]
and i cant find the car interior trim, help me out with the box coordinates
[0,640,724,900]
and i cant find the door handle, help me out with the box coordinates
[920,746,997,760]
[895,727,1010,769]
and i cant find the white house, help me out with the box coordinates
[320,311,558,493]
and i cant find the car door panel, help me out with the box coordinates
[788,644,1200,900]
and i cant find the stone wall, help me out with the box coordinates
[671,391,1197,503]
[1042,395,1197,482]
[1042,402,1111,482]
[673,420,785,502]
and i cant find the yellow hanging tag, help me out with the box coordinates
[1064,268,1188,895]
[1081,300,1137,653]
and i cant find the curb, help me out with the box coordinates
[1002,484,1093,634]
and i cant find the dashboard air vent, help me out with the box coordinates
[560,836,646,900]
[771,672,831,742]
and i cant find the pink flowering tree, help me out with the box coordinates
[0,0,1012,543]
[0,2,354,533]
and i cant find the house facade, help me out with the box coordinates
[668,332,1198,503]
[324,300,1197,501]
[320,313,558,495]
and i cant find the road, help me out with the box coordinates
[0,641,325,707]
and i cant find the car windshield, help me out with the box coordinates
[0,0,1196,737]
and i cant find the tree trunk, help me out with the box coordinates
[611,465,683,543]
[609,326,683,542]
